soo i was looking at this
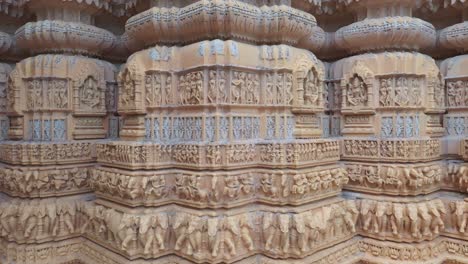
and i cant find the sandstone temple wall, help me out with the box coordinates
[0,0,468,264]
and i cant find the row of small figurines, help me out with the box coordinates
[95,140,340,168]
[1,162,468,200]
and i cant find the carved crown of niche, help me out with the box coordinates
[117,39,326,141]
[6,54,116,140]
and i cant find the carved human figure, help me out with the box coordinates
[231,71,245,104]
[285,73,293,105]
[447,81,457,107]
[80,76,100,108]
[260,174,278,198]
[346,75,367,107]
[394,77,409,106]
[304,70,319,106]
[379,78,392,106]
[145,175,167,198]
[208,70,217,103]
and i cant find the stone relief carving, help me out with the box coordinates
[0,166,90,197]
[26,78,69,110]
[89,166,347,207]
[379,76,423,107]
[357,199,446,241]
[1,1,468,263]
[346,162,443,195]
[346,74,368,107]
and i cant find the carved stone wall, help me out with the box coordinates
[0,0,468,263]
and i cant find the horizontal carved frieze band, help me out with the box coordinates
[0,164,92,197]
[3,195,468,263]
[118,41,326,114]
[143,114,295,143]
[125,0,318,49]
[0,195,91,244]
[90,165,348,208]
[96,139,340,170]
[0,141,96,165]
[3,235,468,264]
[345,160,468,195]
[343,138,441,162]
[82,199,356,262]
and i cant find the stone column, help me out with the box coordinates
[0,0,118,262]
[88,0,357,263]
[330,0,451,243]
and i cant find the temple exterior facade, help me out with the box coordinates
[0,0,468,263]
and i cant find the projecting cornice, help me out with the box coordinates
[440,21,468,53]
[15,20,116,56]
[335,17,436,54]
[125,0,320,50]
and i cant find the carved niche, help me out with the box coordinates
[341,62,374,112]
[292,56,325,139]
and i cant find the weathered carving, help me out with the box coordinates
[346,162,443,195]
[357,199,447,241]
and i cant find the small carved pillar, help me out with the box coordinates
[334,0,446,236]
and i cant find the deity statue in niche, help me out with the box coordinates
[303,68,320,106]
[80,76,100,109]
[346,74,367,107]
[394,77,409,106]
[119,69,136,107]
